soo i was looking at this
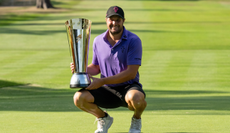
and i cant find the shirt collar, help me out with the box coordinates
[121,26,128,40]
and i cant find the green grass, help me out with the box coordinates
[0,0,81,26]
[0,13,43,26]
[0,0,230,132]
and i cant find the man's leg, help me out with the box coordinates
[125,90,147,133]
[73,89,105,118]
[73,89,114,133]
[125,90,147,119]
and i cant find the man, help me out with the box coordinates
[71,6,147,133]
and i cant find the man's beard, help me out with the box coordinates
[109,25,122,35]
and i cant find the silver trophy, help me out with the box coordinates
[65,18,92,88]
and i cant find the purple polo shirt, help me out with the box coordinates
[92,27,142,87]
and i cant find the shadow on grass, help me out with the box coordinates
[0,19,223,35]
[64,8,200,12]
[111,132,143,133]
[0,21,223,26]
[0,80,24,88]
[124,0,199,1]
[165,132,201,133]
[0,79,78,112]
[0,14,43,26]
[0,27,181,35]
[1,80,230,113]
[0,2,204,26]
[80,0,199,1]
[146,94,230,111]
[0,27,66,35]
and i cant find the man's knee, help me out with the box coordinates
[73,91,83,107]
[125,90,147,109]
[73,90,93,108]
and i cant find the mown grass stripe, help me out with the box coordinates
[141,50,174,88]
[21,52,70,87]
[0,51,57,78]
[155,51,194,90]
[182,50,217,90]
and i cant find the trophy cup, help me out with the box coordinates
[65,18,91,88]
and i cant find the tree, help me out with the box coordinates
[36,0,54,9]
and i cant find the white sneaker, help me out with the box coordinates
[95,114,113,133]
[129,117,142,133]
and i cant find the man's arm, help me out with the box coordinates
[86,65,139,90]
[70,63,100,76]
[87,63,100,76]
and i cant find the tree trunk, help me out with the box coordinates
[36,0,54,9]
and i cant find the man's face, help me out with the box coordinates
[106,16,125,35]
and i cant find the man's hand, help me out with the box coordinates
[70,62,74,74]
[86,76,104,90]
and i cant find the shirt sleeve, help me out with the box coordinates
[127,37,142,66]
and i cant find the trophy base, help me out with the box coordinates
[70,73,91,88]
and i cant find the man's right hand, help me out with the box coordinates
[70,62,74,74]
